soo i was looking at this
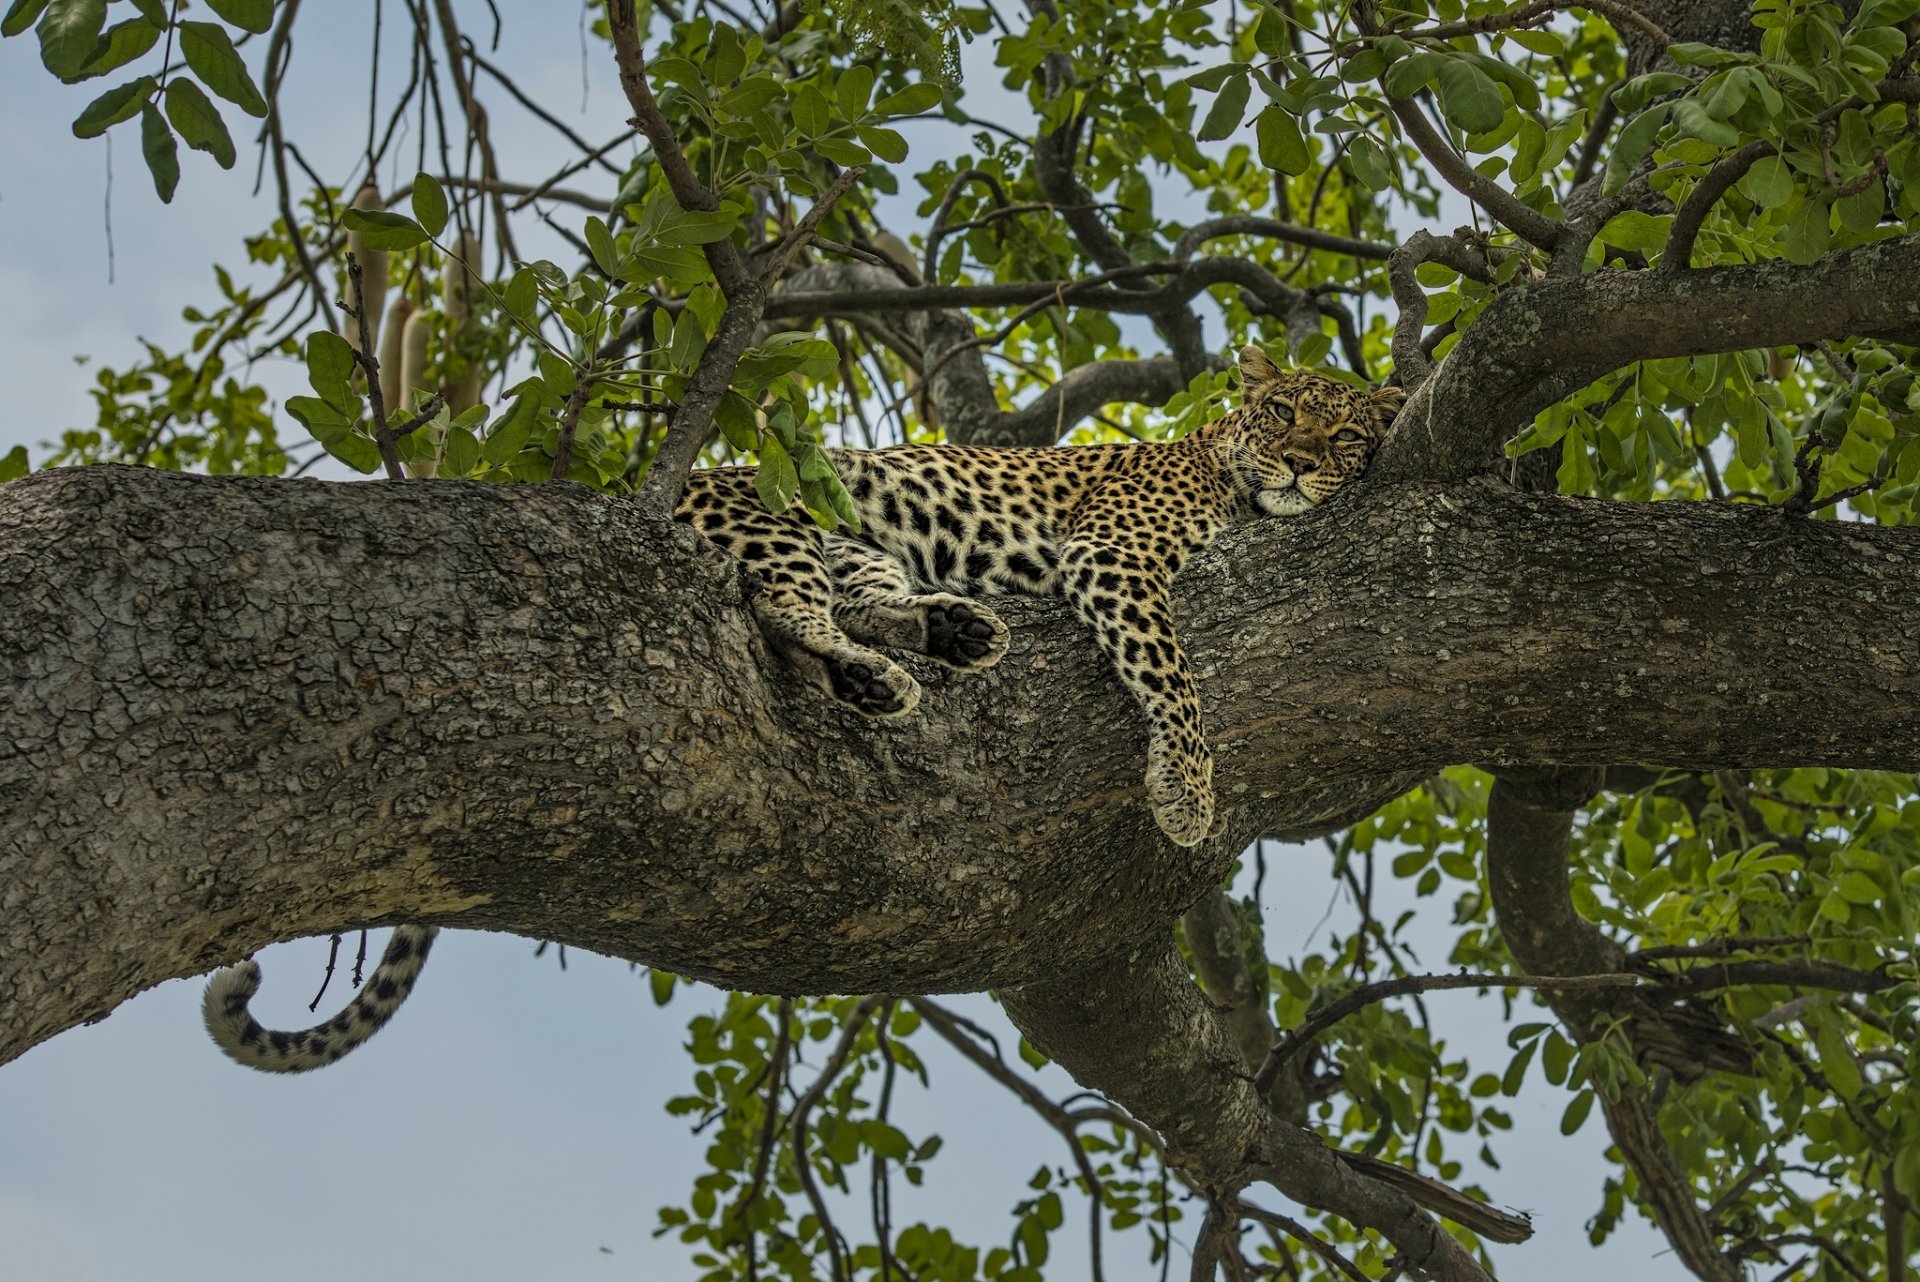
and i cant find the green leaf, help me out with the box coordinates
[1560,1089,1595,1135]
[1604,103,1669,195]
[1738,153,1793,209]
[70,16,159,81]
[504,267,536,323]
[836,64,874,120]
[1835,180,1884,234]
[1383,49,1443,98]
[125,0,164,22]
[285,394,352,441]
[70,74,152,137]
[792,82,830,136]
[323,430,383,474]
[482,386,541,464]
[755,434,799,514]
[203,0,273,33]
[138,102,177,201]
[1857,0,1920,25]
[1433,58,1505,134]
[36,0,105,78]
[1669,98,1739,147]
[442,424,480,477]
[410,171,448,238]
[3,0,52,39]
[537,349,577,397]
[717,75,781,117]
[1612,71,1691,114]
[585,215,619,277]
[1813,1017,1864,1098]
[650,208,741,246]
[163,77,236,168]
[814,136,871,167]
[1254,104,1309,175]
[340,206,430,252]
[875,82,942,116]
[1197,71,1251,141]
[0,444,29,483]
[1508,27,1564,56]
[1836,869,1881,905]
[1783,195,1832,264]
[305,329,356,393]
[178,21,266,117]
[856,125,908,163]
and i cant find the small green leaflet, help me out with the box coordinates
[1433,58,1505,134]
[755,435,799,513]
[139,102,177,201]
[837,64,874,120]
[70,16,160,82]
[164,77,236,168]
[1197,71,1250,141]
[1255,105,1308,174]
[1604,103,1669,195]
[36,0,105,78]
[0,445,28,483]
[875,82,942,116]
[411,171,448,238]
[1738,153,1792,209]
[178,21,267,117]
[340,207,430,252]
[2,0,53,39]
[202,0,274,34]
[70,74,152,138]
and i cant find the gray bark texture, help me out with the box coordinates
[6,463,1919,1073]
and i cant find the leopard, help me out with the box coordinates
[199,344,1400,1073]
[673,344,1402,847]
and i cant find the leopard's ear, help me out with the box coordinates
[1369,384,1407,430]
[1238,344,1285,397]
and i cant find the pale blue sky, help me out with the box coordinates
[0,4,1686,1279]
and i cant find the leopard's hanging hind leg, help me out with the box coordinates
[678,475,922,717]
[826,535,1010,672]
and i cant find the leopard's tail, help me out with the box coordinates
[201,926,439,1073]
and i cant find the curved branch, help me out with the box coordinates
[1487,771,1741,1282]
[1002,939,1497,1282]
[1375,232,1920,481]
[1173,217,1393,263]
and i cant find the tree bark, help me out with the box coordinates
[5,464,1919,1070]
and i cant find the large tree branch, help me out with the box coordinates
[1375,233,1920,481]
[1486,771,1741,1282]
[1002,940,1497,1282]
[5,466,1920,1072]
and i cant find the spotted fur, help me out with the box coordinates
[677,346,1404,845]
[202,925,438,1073]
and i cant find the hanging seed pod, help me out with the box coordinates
[344,181,389,379]
[398,305,437,478]
[440,228,485,417]
[378,294,414,422]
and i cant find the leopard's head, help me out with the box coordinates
[1227,345,1404,515]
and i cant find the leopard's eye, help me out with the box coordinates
[1333,427,1363,443]
[1271,400,1295,424]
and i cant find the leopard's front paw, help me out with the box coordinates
[924,598,1010,672]
[1150,784,1215,847]
[1146,743,1215,848]
[825,658,922,718]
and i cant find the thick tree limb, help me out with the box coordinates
[5,466,1920,1070]
[1002,940,1497,1282]
[1376,233,1920,481]
[1486,771,1741,1282]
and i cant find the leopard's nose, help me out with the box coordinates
[1283,451,1318,474]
